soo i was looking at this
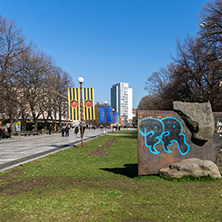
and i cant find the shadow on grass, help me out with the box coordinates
[101,163,138,178]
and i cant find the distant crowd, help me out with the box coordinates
[0,123,88,140]
[0,123,122,140]
[61,124,86,137]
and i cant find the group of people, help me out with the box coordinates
[0,123,87,139]
[61,124,71,137]
[61,124,86,137]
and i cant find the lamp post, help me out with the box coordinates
[200,22,209,53]
[104,101,107,136]
[200,22,211,96]
[199,22,206,28]
[112,109,115,132]
[78,77,84,147]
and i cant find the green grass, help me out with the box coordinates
[0,135,222,222]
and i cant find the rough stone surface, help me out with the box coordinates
[173,101,215,143]
[159,158,221,179]
[215,149,222,174]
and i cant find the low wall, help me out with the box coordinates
[137,110,222,175]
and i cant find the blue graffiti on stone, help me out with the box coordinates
[139,118,163,154]
[162,117,190,155]
[139,117,190,155]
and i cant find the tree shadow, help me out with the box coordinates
[101,163,138,178]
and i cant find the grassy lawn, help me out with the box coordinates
[0,135,222,221]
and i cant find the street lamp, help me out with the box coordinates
[78,77,84,147]
[200,22,209,51]
[104,101,107,136]
[200,22,211,93]
[200,22,206,28]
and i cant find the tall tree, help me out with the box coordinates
[16,52,52,130]
[0,17,32,126]
[143,0,222,111]
[46,66,74,129]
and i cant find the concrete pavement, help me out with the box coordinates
[0,128,107,172]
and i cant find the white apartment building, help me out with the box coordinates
[110,82,133,121]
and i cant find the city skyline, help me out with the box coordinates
[1,0,209,107]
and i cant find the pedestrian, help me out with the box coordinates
[61,125,65,137]
[65,124,69,137]
[7,124,11,138]
[74,126,79,135]
[49,124,52,135]
[1,126,7,139]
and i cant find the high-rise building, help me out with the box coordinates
[110,82,133,121]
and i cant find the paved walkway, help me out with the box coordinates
[0,129,107,172]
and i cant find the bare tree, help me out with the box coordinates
[0,16,76,131]
[144,64,178,110]
[143,0,222,111]
[199,0,222,51]
[138,95,158,110]
[0,17,32,127]
[46,66,74,130]
[171,34,222,110]
[16,51,52,130]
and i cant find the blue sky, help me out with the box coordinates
[1,0,208,108]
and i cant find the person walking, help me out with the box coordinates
[61,125,65,137]
[49,124,53,135]
[7,124,11,138]
[65,124,69,137]
[74,126,79,135]
[1,126,7,139]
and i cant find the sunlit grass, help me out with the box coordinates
[0,135,221,221]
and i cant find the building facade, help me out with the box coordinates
[1,87,71,132]
[110,82,133,121]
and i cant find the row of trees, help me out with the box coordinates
[0,17,74,130]
[139,0,222,112]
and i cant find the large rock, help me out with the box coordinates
[159,158,221,179]
[173,101,215,143]
[216,149,222,174]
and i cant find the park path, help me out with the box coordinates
[0,128,107,172]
